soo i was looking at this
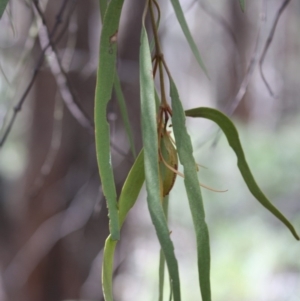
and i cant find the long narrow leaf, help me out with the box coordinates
[95,0,124,240]
[140,24,181,301]
[169,80,211,301]
[0,0,9,18]
[102,150,145,301]
[170,0,208,77]
[185,107,299,241]
[99,0,136,159]
[102,237,117,301]
[118,150,144,226]
[158,248,165,301]
[159,197,169,301]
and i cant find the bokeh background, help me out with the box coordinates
[0,0,299,300]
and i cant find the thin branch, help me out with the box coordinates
[207,2,267,149]
[52,0,78,45]
[0,0,78,147]
[48,0,70,40]
[35,0,133,159]
[0,3,42,138]
[259,0,291,97]
[225,0,267,115]
[29,9,80,198]
[199,0,238,46]
[33,0,93,131]
[199,0,242,87]
[226,28,262,115]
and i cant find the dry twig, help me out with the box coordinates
[259,0,291,97]
[0,0,85,147]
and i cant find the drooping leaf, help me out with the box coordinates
[158,248,165,301]
[102,150,145,301]
[0,0,9,18]
[170,0,209,77]
[118,150,144,226]
[185,107,299,241]
[99,0,136,159]
[95,0,124,240]
[140,23,181,301]
[239,0,245,12]
[169,80,211,301]
[102,237,117,301]
[158,197,169,301]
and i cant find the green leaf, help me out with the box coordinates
[158,248,165,301]
[0,0,9,18]
[102,236,117,301]
[118,150,144,226]
[114,76,136,158]
[102,150,145,301]
[169,80,211,301]
[155,88,161,111]
[99,0,136,159]
[170,0,209,77]
[99,0,108,20]
[185,107,299,241]
[158,197,169,301]
[95,0,124,240]
[239,0,245,12]
[140,24,181,301]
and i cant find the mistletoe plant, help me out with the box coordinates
[94,1,299,301]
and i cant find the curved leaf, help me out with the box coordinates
[158,197,169,301]
[140,23,181,301]
[118,150,144,226]
[95,0,124,240]
[169,80,211,301]
[185,107,299,241]
[170,0,208,77]
[102,150,145,301]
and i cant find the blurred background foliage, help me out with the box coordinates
[0,0,299,300]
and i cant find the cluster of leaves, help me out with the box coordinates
[94,0,299,301]
[95,0,299,301]
[0,0,297,300]
[0,0,297,299]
